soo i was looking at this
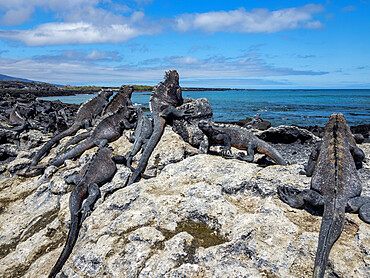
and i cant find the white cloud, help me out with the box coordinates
[0,21,160,46]
[1,7,34,25]
[0,2,326,45]
[0,52,328,86]
[0,0,130,25]
[175,4,324,33]
[168,56,201,65]
[342,5,356,12]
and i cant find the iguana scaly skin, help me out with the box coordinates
[198,120,287,165]
[127,70,191,185]
[102,85,133,115]
[24,106,135,177]
[49,106,135,168]
[277,113,369,278]
[49,146,117,278]
[9,104,25,125]
[57,86,134,155]
[126,106,153,170]
[26,90,113,172]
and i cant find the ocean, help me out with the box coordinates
[39,89,370,127]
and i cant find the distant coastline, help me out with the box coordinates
[0,80,245,96]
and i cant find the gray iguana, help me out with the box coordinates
[26,90,113,172]
[48,145,119,278]
[24,105,135,177]
[127,70,191,185]
[125,106,153,170]
[57,86,134,155]
[102,85,133,115]
[9,104,26,126]
[277,113,369,278]
[198,120,287,165]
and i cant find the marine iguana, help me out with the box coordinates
[26,90,113,172]
[24,106,136,177]
[198,120,287,165]
[49,145,118,278]
[277,113,369,278]
[9,104,26,126]
[125,106,153,170]
[127,70,191,185]
[57,86,134,155]
[102,85,133,115]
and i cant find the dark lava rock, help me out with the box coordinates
[236,115,271,130]
[258,125,317,144]
[354,134,365,144]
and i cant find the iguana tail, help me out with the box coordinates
[256,140,287,166]
[51,138,94,168]
[27,124,80,172]
[126,138,144,169]
[49,185,86,278]
[49,212,81,278]
[57,131,91,155]
[313,200,346,278]
[127,117,166,185]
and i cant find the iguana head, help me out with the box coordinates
[119,85,134,98]
[98,89,114,100]
[126,106,137,123]
[151,70,183,109]
[198,120,212,132]
[325,113,348,133]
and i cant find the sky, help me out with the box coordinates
[0,0,369,88]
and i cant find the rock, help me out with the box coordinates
[354,133,365,144]
[7,158,30,173]
[258,125,319,144]
[130,126,200,176]
[0,105,368,278]
[237,114,271,130]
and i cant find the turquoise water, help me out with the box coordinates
[39,89,370,126]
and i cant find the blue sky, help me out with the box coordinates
[0,0,369,88]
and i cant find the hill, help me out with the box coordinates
[0,73,34,82]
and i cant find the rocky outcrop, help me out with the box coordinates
[0,125,369,278]
[0,81,101,97]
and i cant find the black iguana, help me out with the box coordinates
[277,113,369,278]
[26,90,113,172]
[24,106,135,177]
[127,70,191,185]
[102,85,133,115]
[57,86,134,155]
[48,145,118,277]
[125,106,153,170]
[198,120,287,165]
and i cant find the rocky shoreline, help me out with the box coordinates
[0,86,369,277]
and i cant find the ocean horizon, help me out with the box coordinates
[39,89,370,127]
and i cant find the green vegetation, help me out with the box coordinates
[63,85,103,91]
[62,84,153,92]
[131,85,154,91]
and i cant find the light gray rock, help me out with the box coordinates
[0,127,368,278]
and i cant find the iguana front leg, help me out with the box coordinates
[213,131,232,156]
[121,119,135,129]
[305,142,321,177]
[159,106,194,118]
[277,185,324,209]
